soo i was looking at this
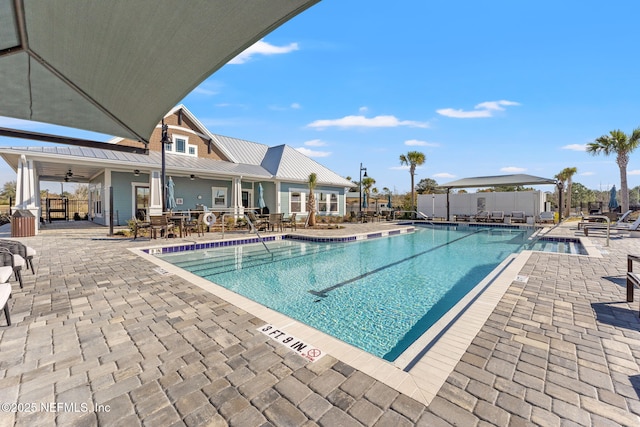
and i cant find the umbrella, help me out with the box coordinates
[166,177,177,211]
[362,192,368,209]
[609,185,619,210]
[0,1,319,147]
[387,193,392,208]
[257,183,266,214]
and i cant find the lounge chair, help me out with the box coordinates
[537,212,555,224]
[474,211,489,222]
[578,210,632,230]
[455,214,472,222]
[489,211,504,223]
[511,211,526,223]
[584,216,640,236]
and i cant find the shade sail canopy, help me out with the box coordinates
[0,0,319,143]
[440,174,557,189]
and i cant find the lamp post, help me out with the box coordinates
[359,163,367,215]
[160,120,172,213]
[556,180,564,222]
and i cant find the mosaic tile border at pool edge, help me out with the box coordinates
[141,227,415,254]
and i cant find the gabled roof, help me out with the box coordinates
[0,1,320,143]
[440,174,557,189]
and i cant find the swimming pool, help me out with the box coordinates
[155,225,553,361]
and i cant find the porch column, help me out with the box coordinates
[14,155,39,233]
[149,170,163,216]
[232,177,244,217]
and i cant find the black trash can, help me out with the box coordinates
[11,210,36,238]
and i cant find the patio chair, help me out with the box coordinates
[0,247,24,288]
[185,213,207,236]
[0,263,13,325]
[0,239,36,273]
[269,213,284,232]
[511,211,526,223]
[246,212,268,232]
[489,211,504,223]
[149,215,175,239]
[455,214,471,222]
[282,213,297,230]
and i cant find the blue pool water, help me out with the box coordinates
[155,225,579,361]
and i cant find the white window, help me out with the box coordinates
[212,187,227,208]
[329,193,338,212]
[318,193,328,213]
[290,191,305,213]
[167,135,197,157]
[175,137,186,153]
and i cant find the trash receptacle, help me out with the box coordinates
[11,210,35,238]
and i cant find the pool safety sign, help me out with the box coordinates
[258,324,325,362]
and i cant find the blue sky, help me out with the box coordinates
[2,1,640,194]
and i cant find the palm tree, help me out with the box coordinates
[587,128,640,213]
[307,173,317,227]
[556,167,578,217]
[361,176,376,210]
[399,151,426,213]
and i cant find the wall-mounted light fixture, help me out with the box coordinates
[134,169,140,176]
[197,195,202,200]
[190,174,195,180]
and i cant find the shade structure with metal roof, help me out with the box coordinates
[0,0,320,144]
[438,174,558,220]
[440,174,557,189]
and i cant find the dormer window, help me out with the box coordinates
[165,135,197,157]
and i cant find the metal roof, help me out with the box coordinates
[0,0,320,143]
[440,174,557,189]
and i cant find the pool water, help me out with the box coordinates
[156,225,561,361]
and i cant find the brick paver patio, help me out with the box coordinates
[0,220,639,426]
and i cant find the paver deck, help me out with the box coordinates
[0,220,639,426]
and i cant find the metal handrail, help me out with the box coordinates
[220,213,271,254]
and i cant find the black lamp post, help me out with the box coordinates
[557,180,564,221]
[160,120,172,213]
[359,163,368,214]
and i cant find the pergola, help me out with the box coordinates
[0,0,320,215]
[439,174,559,220]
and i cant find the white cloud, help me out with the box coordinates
[304,139,326,147]
[629,170,640,175]
[390,165,410,170]
[307,115,429,129]
[580,171,595,176]
[562,144,587,151]
[404,139,439,147]
[433,172,455,178]
[291,103,301,109]
[295,147,331,158]
[500,166,526,173]
[359,106,368,113]
[230,40,299,64]
[436,100,520,119]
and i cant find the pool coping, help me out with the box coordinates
[129,227,599,405]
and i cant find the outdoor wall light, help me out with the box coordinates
[190,174,195,180]
[133,169,140,176]
[197,195,202,200]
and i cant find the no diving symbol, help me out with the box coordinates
[307,348,321,359]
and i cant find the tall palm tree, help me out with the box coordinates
[587,128,640,213]
[556,167,578,217]
[399,151,426,212]
[307,172,317,227]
